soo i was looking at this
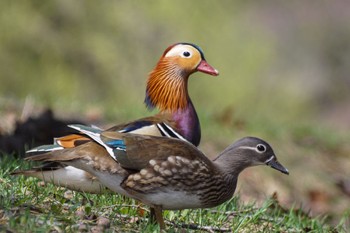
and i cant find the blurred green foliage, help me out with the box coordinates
[1,0,349,136]
[1,1,350,228]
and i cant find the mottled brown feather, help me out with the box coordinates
[100,131,214,171]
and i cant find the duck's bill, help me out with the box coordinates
[196,60,219,76]
[266,157,289,175]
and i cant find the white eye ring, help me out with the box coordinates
[165,45,194,58]
[256,144,266,153]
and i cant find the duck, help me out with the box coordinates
[13,42,219,194]
[23,126,289,230]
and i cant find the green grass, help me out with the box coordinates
[0,156,345,232]
[1,1,349,232]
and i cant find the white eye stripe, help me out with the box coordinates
[239,145,266,153]
[165,45,193,58]
[238,146,258,151]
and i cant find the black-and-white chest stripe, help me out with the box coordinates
[156,123,188,142]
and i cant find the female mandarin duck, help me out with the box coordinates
[23,127,289,230]
[14,42,219,193]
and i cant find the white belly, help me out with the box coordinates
[93,172,128,196]
[33,166,108,194]
[136,190,202,210]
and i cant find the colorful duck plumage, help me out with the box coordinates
[23,126,289,230]
[13,42,219,193]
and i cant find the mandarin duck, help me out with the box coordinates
[23,125,289,230]
[13,43,219,193]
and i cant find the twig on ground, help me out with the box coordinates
[168,221,231,232]
[100,204,149,214]
[210,207,258,217]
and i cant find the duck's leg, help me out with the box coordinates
[149,207,156,223]
[153,205,165,230]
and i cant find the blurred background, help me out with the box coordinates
[0,0,349,226]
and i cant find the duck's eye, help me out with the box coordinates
[182,51,191,58]
[256,144,266,152]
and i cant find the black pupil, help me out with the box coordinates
[183,51,190,57]
[257,145,265,152]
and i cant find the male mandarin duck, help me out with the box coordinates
[13,42,219,193]
[23,125,289,230]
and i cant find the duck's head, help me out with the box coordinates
[161,43,219,76]
[214,137,289,176]
[145,43,219,112]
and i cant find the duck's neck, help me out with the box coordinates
[145,60,190,112]
[171,99,201,146]
[213,149,251,178]
[145,61,201,146]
